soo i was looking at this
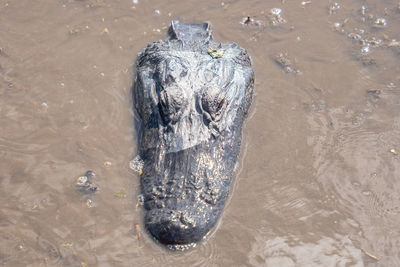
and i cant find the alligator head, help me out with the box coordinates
[134,20,254,248]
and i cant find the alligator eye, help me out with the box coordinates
[159,85,187,124]
[201,86,227,121]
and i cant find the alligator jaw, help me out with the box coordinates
[168,20,212,42]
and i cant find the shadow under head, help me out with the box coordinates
[133,20,254,248]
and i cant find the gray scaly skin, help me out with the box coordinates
[133,20,254,247]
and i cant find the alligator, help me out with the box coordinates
[133,20,254,248]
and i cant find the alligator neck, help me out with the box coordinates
[168,20,212,43]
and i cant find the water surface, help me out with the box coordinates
[1,0,400,266]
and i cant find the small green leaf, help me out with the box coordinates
[208,48,224,59]
[69,29,80,35]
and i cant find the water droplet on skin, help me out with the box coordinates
[130,155,144,173]
[137,194,144,205]
[361,45,370,54]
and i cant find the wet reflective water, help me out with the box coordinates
[1,0,399,266]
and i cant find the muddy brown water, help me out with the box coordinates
[1,0,400,266]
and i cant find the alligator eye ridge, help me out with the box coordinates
[201,86,227,122]
[159,84,187,124]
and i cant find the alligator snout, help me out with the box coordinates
[140,144,229,246]
[145,205,215,245]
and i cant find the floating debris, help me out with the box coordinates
[268,8,286,25]
[134,223,142,240]
[367,89,381,96]
[366,89,381,103]
[208,48,224,59]
[132,0,138,4]
[62,243,73,248]
[388,40,400,47]
[348,33,362,40]
[331,5,394,63]
[352,112,365,125]
[390,148,398,155]
[69,29,79,35]
[130,155,144,174]
[366,37,382,47]
[360,5,367,16]
[243,16,252,25]
[102,28,109,34]
[329,2,340,15]
[155,9,160,15]
[113,188,127,198]
[221,2,229,10]
[301,1,312,7]
[76,176,88,187]
[362,249,379,261]
[333,22,345,32]
[358,37,382,54]
[332,18,349,33]
[345,26,383,57]
[103,161,112,167]
[240,16,263,27]
[360,45,370,54]
[76,170,98,193]
[373,18,387,28]
[387,82,395,88]
[85,199,94,208]
[274,52,301,74]
[304,100,327,112]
